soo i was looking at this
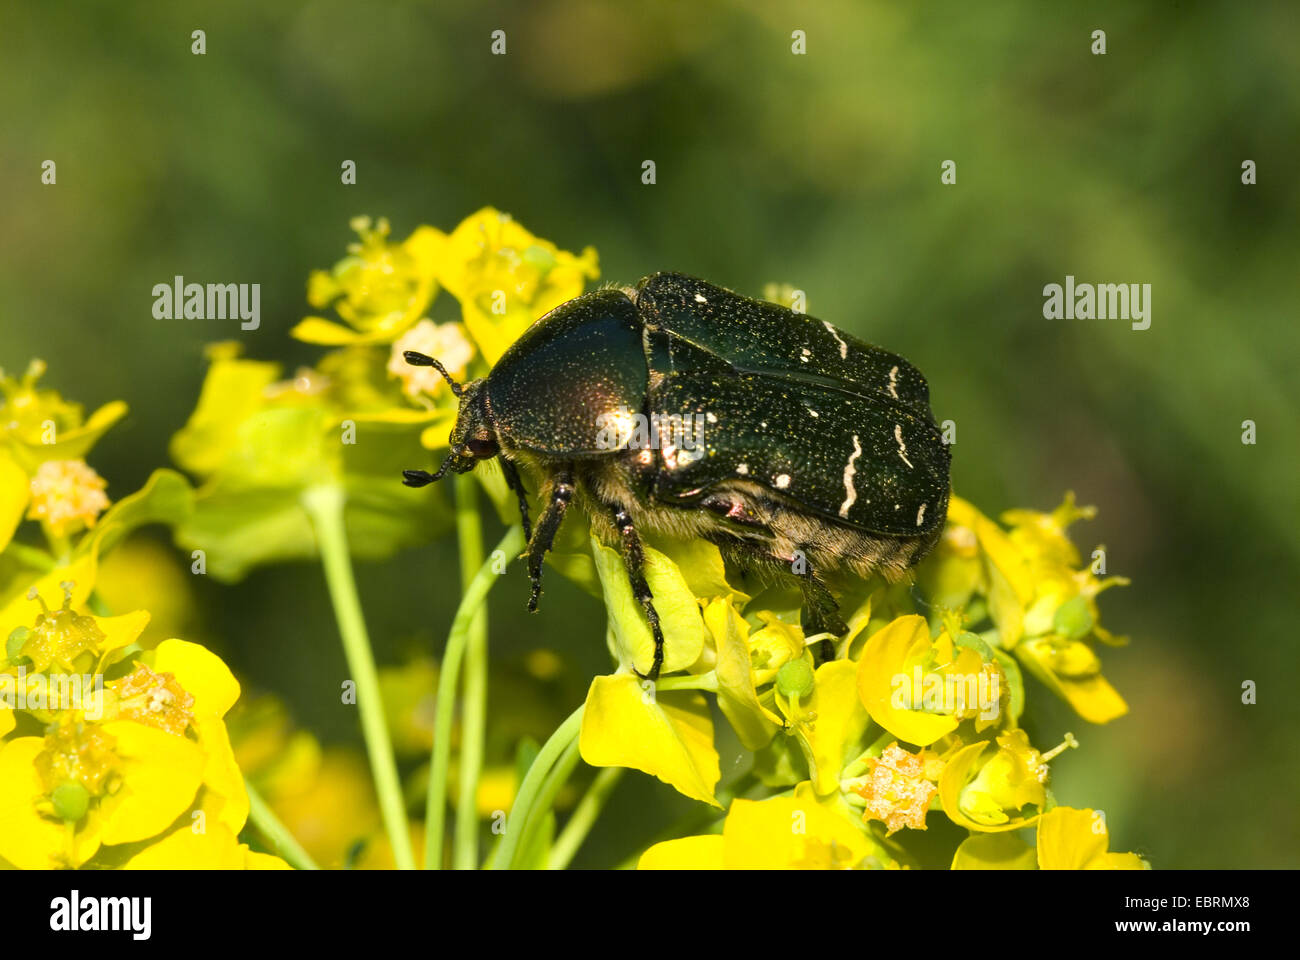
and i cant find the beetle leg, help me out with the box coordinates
[799,569,848,663]
[526,466,574,613]
[499,456,532,542]
[611,505,665,682]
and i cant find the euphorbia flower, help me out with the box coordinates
[293,216,447,346]
[857,615,1003,747]
[0,361,126,551]
[436,207,599,364]
[938,729,1075,831]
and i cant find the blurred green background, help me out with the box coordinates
[2,0,1296,867]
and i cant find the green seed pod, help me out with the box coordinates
[776,658,815,699]
[51,781,90,822]
[7,626,31,661]
[1053,595,1094,641]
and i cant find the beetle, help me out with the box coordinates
[402,272,951,680]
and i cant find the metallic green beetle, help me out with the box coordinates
[403,273,951,679]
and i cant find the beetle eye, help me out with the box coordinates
[466,437,499,459]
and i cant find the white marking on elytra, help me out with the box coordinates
[838,434,862,518]
[736,463,749,475]
[824,321,848,360]
[706,411,717,423]
[800,347,811,363]
[694,293,708,303]
[775,473,791,489]
[808,409,820,418]
[888,365,900,400]
[916,503,927,527]
[894,423,914,469]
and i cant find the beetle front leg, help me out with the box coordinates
[611,505,665,682]
[526,465,574,613]
[499,456,532,542]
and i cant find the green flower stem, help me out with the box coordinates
[453,473,487,869]
[492,703,585,870]
[245,781,319,870]
[548,766,623,870]
[302,484,414,871]
[426,523,525,870]
[515,737,582,866]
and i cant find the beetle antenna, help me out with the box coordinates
[402,451,456,487]
[403,351,463,397]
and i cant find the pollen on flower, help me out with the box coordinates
[389,320,475,398]
[855,743,938,836]
[19,582,106,673]
[35,720,119,797]
[25,459,110,537]
[109,664,196,737]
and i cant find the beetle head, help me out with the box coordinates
[400,351,499,488]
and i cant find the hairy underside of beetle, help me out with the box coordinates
[580,455,939,581]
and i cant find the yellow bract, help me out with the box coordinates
[580,673,720,807]
[639,790,879,870]
[1036,806,1147,870]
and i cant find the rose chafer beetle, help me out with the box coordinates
[403,273,951,680]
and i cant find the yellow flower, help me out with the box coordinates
[0,361,126,550]
[853,742,940,835]
[639,788,887,870]
[293,216,447,345]
[0,720,205,868]
[0,608,265,870]
[0,360,127,469]
[857,615,1002,747]
[937,730,1073,831]
[388,320,476,399]
[25,460,110,537]
[438,207,599,364]
[13,581,105,673]
[1036,806,1147,869]
[2,575,147,680]
[933,495,1129,724]
[107,665,195,737]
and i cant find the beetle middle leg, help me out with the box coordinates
[499,456,532,542]
[526,465,574,613]
[609,503,665,682]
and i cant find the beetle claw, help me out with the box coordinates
[402,469,436,487]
